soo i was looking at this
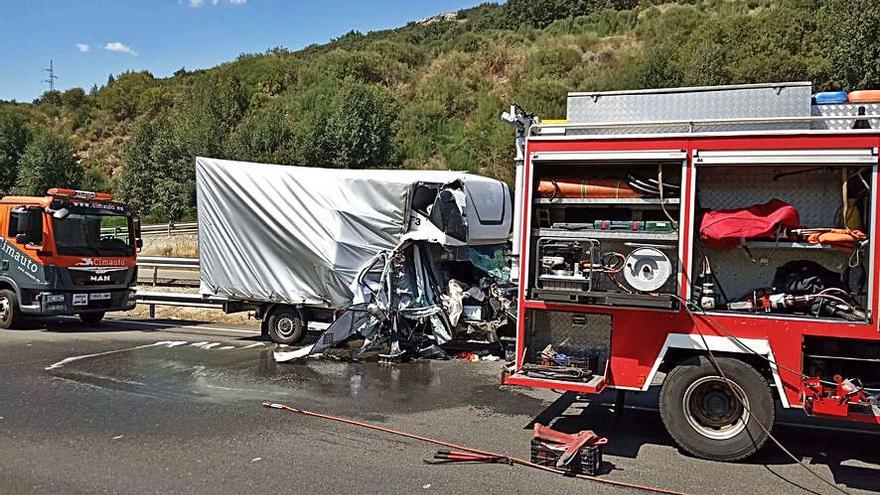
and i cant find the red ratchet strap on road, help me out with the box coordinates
[261,401,695,495]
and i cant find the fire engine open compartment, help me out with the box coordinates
[513,309,610,390]
[691,161,874,322]
[804,336,880,392]
[527,155,683,310]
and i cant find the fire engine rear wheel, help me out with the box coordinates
[78,312,105,325]
[659,356,774,461]
[267,306,305,345]
[0,289,23,329]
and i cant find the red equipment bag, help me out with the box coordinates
[700,199,800,249]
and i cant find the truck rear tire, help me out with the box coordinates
[0,289,22,329]
[659,356,774,461]
[79,312,106,325]
[267,306,305,345]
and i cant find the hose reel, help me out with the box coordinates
[623,247,672,292]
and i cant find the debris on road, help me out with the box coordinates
[262,401,694,495]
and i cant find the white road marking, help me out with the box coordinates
[217,346,235,350]
[46,341,182,370]
[107,318,260,335]
[190,342,210,347]
[240,343,265,349]
[202,343,221,349]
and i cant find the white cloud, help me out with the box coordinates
[189,0,245,6]
[75,43,90,53]
[105,41,138,56]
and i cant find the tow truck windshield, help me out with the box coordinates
[52,210,133,257]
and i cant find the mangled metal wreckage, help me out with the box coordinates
[195,158,514,361]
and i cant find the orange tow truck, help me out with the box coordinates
[0,188,141,328]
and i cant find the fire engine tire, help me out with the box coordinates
[0,289,23,329]
[267,306,305,345]
[78,312,106,325]
[659,356,774,462]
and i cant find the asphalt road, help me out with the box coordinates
[1,317,879,495]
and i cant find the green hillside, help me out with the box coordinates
[0,0,878,221]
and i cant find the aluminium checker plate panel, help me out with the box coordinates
[565,82,812,135]
[527,310,612,373]
[811,103,880,130]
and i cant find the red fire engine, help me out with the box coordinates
[501,82,880,461]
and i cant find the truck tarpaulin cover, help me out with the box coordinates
[195,157,511,309]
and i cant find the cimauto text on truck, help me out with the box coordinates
[0,188,141,328]
[502,82,880,461]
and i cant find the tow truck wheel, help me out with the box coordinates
[78,312,105,325]
[659,356,774,461]
[0,289,22,329]
[267,306,305,345]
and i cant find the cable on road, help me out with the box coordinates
[261,401,695,495]
[669,295,851,495]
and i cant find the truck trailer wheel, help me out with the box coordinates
[0,289,23,329]
[267,306,305,345]
[659,356,774,461]
[79,312,105,325]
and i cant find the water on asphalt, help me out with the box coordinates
[2,320,880,495]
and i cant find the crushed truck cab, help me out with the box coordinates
[0,188,140,327]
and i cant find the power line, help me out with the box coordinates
[42,59,58,91]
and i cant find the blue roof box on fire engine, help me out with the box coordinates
[812,91,848,104]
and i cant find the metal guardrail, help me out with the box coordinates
[140,222,199,236]
[135,257,206,315]
[101,222,199,238]
[137,256,200,268]
[135,291,225,317]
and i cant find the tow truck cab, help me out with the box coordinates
[0,188,141,327]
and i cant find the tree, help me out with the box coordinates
[0,108,29,194]
[226,103,293,163]
[97,71,156,119]
[325,82,398,167]
[35,90,62,106]
[821,0,880,90]
[14,132,83,195]
[61,88,87,109]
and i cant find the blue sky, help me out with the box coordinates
[0,0,485,102]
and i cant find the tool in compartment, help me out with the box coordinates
[536,237,600,292]
[551,220,675,232]
[726,287,866,321]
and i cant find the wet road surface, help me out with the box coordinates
[1,317,879,494]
